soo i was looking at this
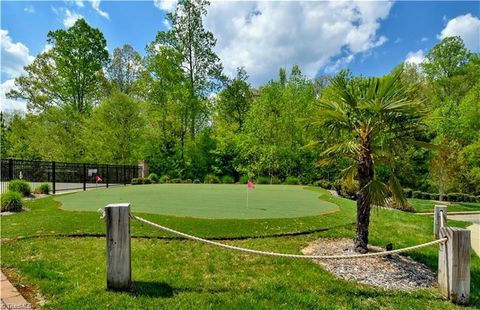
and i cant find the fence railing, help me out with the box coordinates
[0,158,141,194]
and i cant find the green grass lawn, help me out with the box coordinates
[1,187,479,309]
[56,184,338,219]
[409,198,480,213]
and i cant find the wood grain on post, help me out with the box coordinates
[106,203,131,291]
[438,227,471,305]
[434,205,447,239]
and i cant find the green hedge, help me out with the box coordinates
[8,179,31,197]
[148,173,159,183]
[256,176,269,184]
[284,176,300,185]
[204,175,220,184]
[221,175,235,184]
[314,180,333,189]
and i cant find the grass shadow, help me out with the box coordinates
[131,281,175,298]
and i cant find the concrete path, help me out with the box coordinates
[0,271,31,309]
[447,213,480,256]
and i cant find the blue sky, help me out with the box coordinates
[1,1,479,111]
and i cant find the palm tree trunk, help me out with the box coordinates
[354,145,374,253]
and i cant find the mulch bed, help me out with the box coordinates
[302,238,436,290]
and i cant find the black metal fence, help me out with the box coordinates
[0,158,140,194]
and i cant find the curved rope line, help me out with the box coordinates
[131,214,447,260]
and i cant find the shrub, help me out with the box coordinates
[131,178,141,185]
[170,178,182,184]
[34,182,50,195]
[385,200,415,212]
[159,175,170,184]
[420,192,431,200]
[430,193,440,201]
[284,176,300,185]
[403,188,413,198]
[239,176,249,184]
[412,191,422,199]
[8,179,31,197]
[142,178,152,184]
[204,175,220,184]
[339,180,358,200]
[271,177,282,185]
[221,175,235,184]
[1,191,23,212]
[193,179,201,184]
[256,176,269,184]
[314,180,332,189]
[183,179,193,184]
[148,173,159,183]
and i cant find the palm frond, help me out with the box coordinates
[364,179,389,207]
[322,141,360,157]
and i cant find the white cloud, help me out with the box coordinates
[74,0,84,8]
[162,19,171,29]
[439,13,480,52]
[91,0,110,20]
[61,9,84,28]
[1,29,34,78]
[24,5,34,13]
[154,0,177,12]
[204,1,393,85]
[1,79,27,112]
[420,37,428,42]
[405,49,425,65]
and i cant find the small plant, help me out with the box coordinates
[204,174,220,184]
[170,178,182,184]
[271,177,282,184]
[1,191,23,212]
[183,179,193,184]
[412,191,422,199]
[284,176,300,185]
[256,176,269,184]
[159,175,170,184]
[193,179,201,184]
[131,178,141,185]
[403,188,413,198]
[34,182,50,195]
[8,179,31,197]
[148,173,159,183]
[314,180,332,189]
[142,178,152,184]
[221,175,235,184]
[238,176,249,184]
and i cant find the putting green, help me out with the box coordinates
[57,184,338,219]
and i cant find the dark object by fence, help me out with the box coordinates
[0,158,141,194]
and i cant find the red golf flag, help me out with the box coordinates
[247,181,254,189]
[96,175,103,183]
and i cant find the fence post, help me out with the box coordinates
[123,165,127,185]
[106,165,109,188]
[52,161,56,194]
[83,163,87,191]
[8,158,13,180]
[105,203,131,291]
[434,205,447,239]
[438,227,471,305]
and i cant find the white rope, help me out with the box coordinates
[130,214,447,260]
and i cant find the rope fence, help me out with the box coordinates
[129,213,448,260]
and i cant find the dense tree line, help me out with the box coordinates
[2,0,479,200]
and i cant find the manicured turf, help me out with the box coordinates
[409,198,480,213]
[56,184,338,219]
[1,188,479,308]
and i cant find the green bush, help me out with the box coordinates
[159,175,170,184]
[239,176,249,184]
[271,177,282,185]
[170,178,182,184]
[142,178,152,184]
[193,179,201,184]
[34,182,50,195]
[412,191,422,199]
[131,178,141,185]
[314,180,332,189]
[1,191,23,212]
[420,192,431,200]
[403,188,413,198]
[284,176,300,185]
[8,179,31,197]
[256,176,269,184]
[430,193,440,201]
[204,175,220,184]
[221,175,235,184]
[148,173,159,183]
[183,179,193,184]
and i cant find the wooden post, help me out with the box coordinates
[105,203,131,291]
[438,227,471,305]
[434,205,447,238]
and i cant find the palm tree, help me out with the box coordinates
[313,70,427,253]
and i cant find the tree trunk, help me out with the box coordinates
[354,144,374,253]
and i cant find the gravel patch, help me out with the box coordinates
[302,238,436,290]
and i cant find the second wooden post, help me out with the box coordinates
[106,203,131,291]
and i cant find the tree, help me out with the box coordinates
[312,70,427,253]
[107,44,143,95]
[7,19,109,114]
[216,67,253,132]
[167,0,223,138]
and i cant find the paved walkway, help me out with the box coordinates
[0,272,31,309]
[447,213,480,256]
